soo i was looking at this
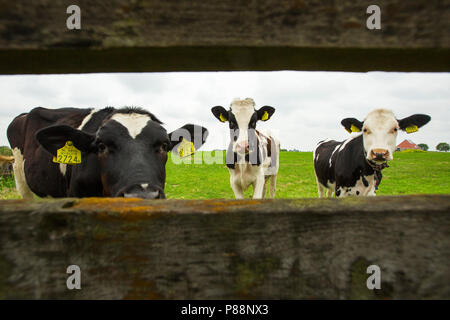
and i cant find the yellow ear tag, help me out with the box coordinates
[261,111,269,121]
[177,138,196,158]
[52,141,82,164]
[350,124,361,133]
[405,125,418,134]
[219,113,227,122]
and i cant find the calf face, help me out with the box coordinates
[341,109,431,163]
[211,98,275,158]
[36,110,208,199]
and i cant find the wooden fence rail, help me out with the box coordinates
[0,195,448,299]
[0,0,448,73]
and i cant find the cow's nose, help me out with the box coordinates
[370,149,389,161]
[119,185,165,199]
[236,142,249,154]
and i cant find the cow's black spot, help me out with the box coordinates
[336,189,341,197]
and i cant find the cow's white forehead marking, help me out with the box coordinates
[230,97,255,108]
[364,109,397,128]
[111,113,151,139]
[230,98,255,128]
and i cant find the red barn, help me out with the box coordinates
[396,139,420,151]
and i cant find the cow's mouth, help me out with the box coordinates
[366,158,390,171]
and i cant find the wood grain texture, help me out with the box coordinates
[0,0,448,73]
[0,195,449,299]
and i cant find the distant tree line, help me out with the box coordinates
[436,142,450,152]
[414,143,449,152]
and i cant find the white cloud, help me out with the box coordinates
[0,71,448,151]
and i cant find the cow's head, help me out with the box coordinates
[36,108,208,199]
[341,109,430,163]
[211,98,275,155]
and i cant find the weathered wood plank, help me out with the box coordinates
[0,0,448,73]
[0,195,449,299]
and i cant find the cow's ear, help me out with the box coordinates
[168,124,209,151]
[341,118,363,134]
[211,106,228,122]
[398,114,431,133]
[36,125,95,156]
[257,106,275,121]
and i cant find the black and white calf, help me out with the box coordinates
[7,106,208,199]
[314,109,431,197]
[212,98,280,199]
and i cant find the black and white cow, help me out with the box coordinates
[211,98,280,199]
[7,106,208,199]
[314,108,431,197]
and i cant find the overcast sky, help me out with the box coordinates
[0,71,448,151]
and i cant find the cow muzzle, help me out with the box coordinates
[116,184,165,199]
[369,148,389,162]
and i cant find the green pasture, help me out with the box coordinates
[1,151,449,200]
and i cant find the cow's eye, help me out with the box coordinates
[389,127,398,134]
[97,143,106,153]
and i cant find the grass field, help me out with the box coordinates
[1,151,449,200]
